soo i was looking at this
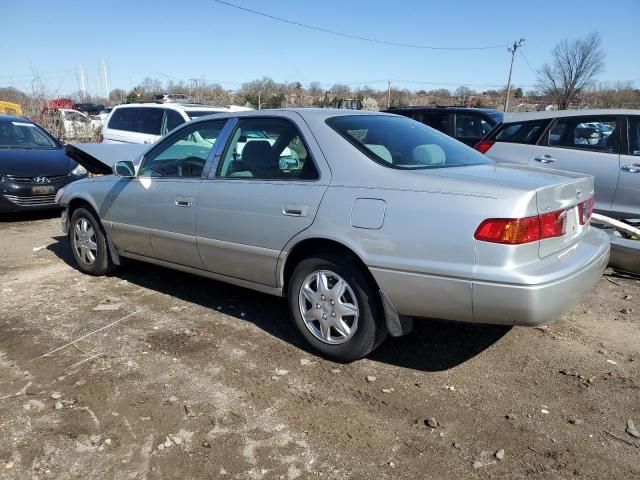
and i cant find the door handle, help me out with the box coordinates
[534,155,556,163]
[144,140,153,144]
[283,203,308,217]
[621,165,640,173]
[175,196,194,207]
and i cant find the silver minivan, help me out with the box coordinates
[476,109,640,220]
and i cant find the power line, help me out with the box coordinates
[212,0,506,51]
[519,49,538,77]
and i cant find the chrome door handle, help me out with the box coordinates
[175,196,194,207]
[283,203,308,217]
[621,165,640,173]
[534,155,556,163]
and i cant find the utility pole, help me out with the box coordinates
[102,57,109,100]
[77,65,87,101]
[387,80,391,108]
[504,38,525,112]
[258,91,261,110]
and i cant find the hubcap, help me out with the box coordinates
[73,217,97,265]
[298,270,359,345]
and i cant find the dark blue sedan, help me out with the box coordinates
[0,116,87,213]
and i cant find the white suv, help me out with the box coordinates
[101,103,230,144]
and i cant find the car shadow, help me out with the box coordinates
[48,236,511,372]
[0,209,62,222]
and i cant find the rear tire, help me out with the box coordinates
[69,207,116,276]
[288,253,387,362]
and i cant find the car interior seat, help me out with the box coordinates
[237,140,278,178]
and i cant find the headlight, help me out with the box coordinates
[54,188,64,204]
[71,164,88,176]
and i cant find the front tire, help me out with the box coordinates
[69,207,115,276]
[288,253,386,361]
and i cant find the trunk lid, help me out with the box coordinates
[425,163,595,257]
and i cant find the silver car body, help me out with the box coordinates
[485,109,640,220]
[58,109,609,328]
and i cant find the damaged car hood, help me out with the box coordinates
[65,143,148,175]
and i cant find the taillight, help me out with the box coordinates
[474,140,495,154]
[577,197,594,225]
[474,209,567,245]
[98,133,104,143]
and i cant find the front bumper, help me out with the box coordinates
[61,208,69,235]
[0,175,82,213]
[371,228,610,326]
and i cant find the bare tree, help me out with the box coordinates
[537,32,605,109]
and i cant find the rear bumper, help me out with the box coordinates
[371,228,610,326]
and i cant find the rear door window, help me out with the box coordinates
[628,116,640,156]
[107,108,135,131]
[419,112,449,134]
[548,116,618,153]
[493,120,547,144]
[163,109,185,134]
[131,108,164,135]
[455,113,493,138]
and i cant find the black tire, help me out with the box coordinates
[69,207,116,276]
[288,253,387,362]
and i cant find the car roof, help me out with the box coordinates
[0,115,31,123]
[186,108,394,125]
[385,106,502,114]
[113,102,229,112]
[504,109,639,123]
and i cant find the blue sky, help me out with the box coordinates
[2,0,638,96]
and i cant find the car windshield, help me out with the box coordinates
[0,120,58,150]
[187,111,222,119]
[327,115,492,169]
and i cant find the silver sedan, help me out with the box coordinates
[57,109,610,361]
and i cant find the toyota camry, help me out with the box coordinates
[56,109,610,361]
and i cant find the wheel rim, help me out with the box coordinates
[298,270,359,345]
[73,217,98,266]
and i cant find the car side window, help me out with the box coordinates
[493,120,547,144]
[217,118,319,180]
[139,120,226,178]
[548,117,617,153]
[107,108,135,131]
[627,117,640,156]
[164,109,185,134]
[132,108,164,135]
[455,114,492,138]
[420,113,449,134]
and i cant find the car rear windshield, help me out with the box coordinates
[326,115,491,169]
[492,119,548,144]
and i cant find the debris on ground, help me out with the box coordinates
[32,245,46,252]
[495,449,505,461]
[93,297,122,311]
[560,368,580,377]
[626,420,640,439]
[425,418,438,429]
[366,375,376,382]
[473,450,497,469]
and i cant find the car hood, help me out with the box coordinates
[0,147,75,177]
[65,143,148,175]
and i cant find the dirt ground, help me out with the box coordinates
[0,212,638,480]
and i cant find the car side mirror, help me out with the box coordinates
[113,160,135,177]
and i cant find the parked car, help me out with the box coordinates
[383,106,503,146]
[58,109,609,361]
[101,103,230,144]
[154,93,189,103]
[73,103,106,116]
[0,116,87,213]
[96,107,113,123]
[41,108,102,140]
[475,109,640,220]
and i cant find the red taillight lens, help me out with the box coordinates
[577,197,594,225]
[98,133,104,143]
[474,140,495,154]
[474,209,567,245]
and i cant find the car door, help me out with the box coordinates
[105,119,228,267]
[528,115,621,214]
[195,114,330,287]
[613,115,640,218]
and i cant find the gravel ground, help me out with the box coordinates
[0,212,639,479]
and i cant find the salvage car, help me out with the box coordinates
[57,109,610,361]
[475,109,640,220]
[0,116,87,213]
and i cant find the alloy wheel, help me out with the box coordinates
[73,217,98,265]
